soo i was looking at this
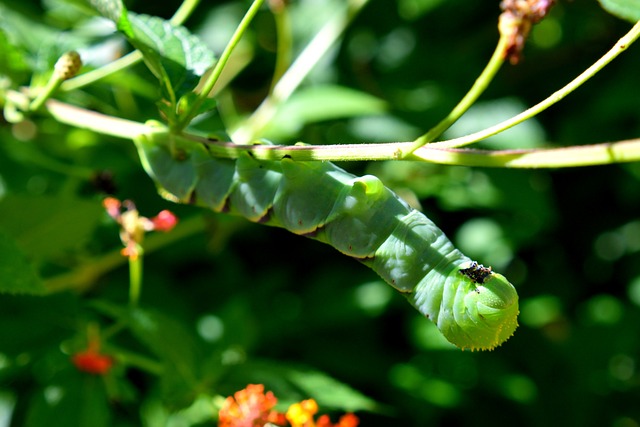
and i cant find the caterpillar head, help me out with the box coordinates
[439,266,519,351]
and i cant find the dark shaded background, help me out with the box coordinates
[1,0,639,426]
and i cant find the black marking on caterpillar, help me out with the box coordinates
[459,261,493,284]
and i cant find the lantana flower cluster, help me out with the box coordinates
[218,384,359,427]
[103,197,178,260]
[71,339,113,375]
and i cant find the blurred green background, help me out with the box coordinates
[1,0,640,426]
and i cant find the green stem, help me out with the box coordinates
[190,135,640,167]
[46,99,151,138]
[129,248,143,307]
[411,137,640,168]
[29,75,64,111]
[175,0,266,131]
[42,99,640,168]
[408,31,509,152]
[61,52,142,92]
[169,0,201,26]
[231,0,371,143]
[269,0,293,93]
[191,135,415,161]
[112,346,164,375]
[431,19,640,149]
[44,215,207,294]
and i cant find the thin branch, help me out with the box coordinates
[408,30,510,152]
[175,0,266,131]
[430,19,640,149]
[412,138,640,168]
[44,215,206,294]
[230,0,370,143]
[45,99,151,139]
[44,99,640,168]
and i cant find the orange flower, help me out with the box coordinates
[286,399,318,427]
[218,385,360,427]
[317,413,359,427]
[218,384,286,427]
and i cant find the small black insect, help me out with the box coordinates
[459,261,493,284]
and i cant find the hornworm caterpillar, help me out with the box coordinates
[134,132,519,350]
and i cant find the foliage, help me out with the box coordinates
[1,0,640,426]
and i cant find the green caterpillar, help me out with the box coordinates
[134,131,519,351]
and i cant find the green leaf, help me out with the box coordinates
[88,0,133,37]
[0,195,104,260]
[0,294,79,355]
[129,308,205,408]
[0,5,78,78]
[127,308,200,377]
[90,301,203,408]
[25,369,111,427]
[0,29,30,82]
[599,0,640,21]
[263,85,387,140]
[286,368,380,412]
[0,232,44,295]
[176,91,218,118]
[126,13,216,112]
[0,5,56,56]
[134,132,199,202]
[226,360,380,413]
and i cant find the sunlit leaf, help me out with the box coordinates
[126,13,216,111]
[599,0,640,22]
[0,4,84,77]
[89,0,133,37]
[0,5,57,56]
[0,30,30,82]
[225,360,380,413]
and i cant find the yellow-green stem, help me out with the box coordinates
[129,248,143,307]
[42,99,640,168]
[431,19,640,149]
[412,138,640,168]
[169,0,201,25]
[175,0,265,131]
[231,0,370,143]
[44,215,206,294]
[61,52,142,92]
[29,75,64,112]
[408,31,509,152]
[269,0,293,93]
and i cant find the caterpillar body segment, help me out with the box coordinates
[134,132,519,350]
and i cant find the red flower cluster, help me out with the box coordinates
[218,384,359,427]
[103,197,178,259]
[71,341,113,375]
